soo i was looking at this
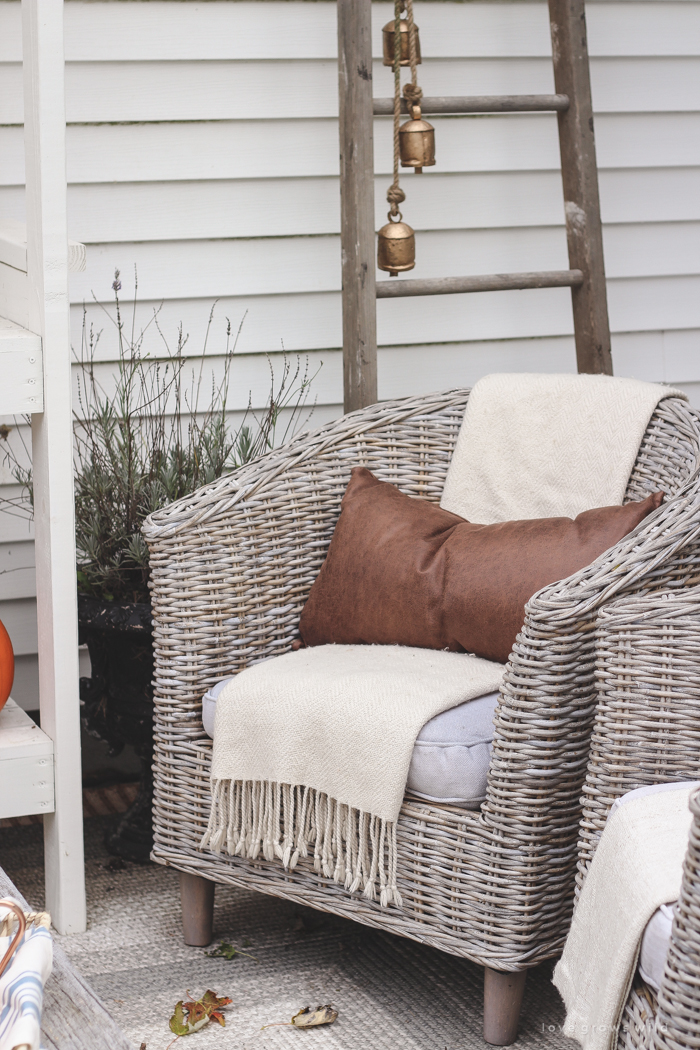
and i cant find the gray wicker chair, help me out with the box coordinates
[576,588,700,1050]
[142,387,700,1045]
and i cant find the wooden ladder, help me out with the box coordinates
[337,0,612,413]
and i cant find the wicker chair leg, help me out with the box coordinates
[483,967,527,1045]
[180,872,215,946]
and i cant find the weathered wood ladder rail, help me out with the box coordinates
[338,0,613,413]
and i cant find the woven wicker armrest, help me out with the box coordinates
[576,587,700,892]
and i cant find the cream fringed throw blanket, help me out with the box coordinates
[553,786,694,1050]
[202,645,504,906]
[441,373,684,523]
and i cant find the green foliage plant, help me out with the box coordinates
[2,270,317,605]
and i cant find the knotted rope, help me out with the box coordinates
[386,0,424,218]
[403,0,423,113]
[387,0,405,219]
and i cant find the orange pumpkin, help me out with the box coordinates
[0,619,14,712]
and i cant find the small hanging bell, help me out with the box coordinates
[377,214,415,276]
[399,106,435,173]
[382,19,421,67]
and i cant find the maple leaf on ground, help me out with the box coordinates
[167,990,232,1046]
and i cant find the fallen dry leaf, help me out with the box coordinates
[262,1004,338,1030]
[168,989,232,1043]
[291,1006,338,1028]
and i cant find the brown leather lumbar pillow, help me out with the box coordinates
[299,467,664,665]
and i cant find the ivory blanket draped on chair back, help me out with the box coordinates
[440,373,684,524]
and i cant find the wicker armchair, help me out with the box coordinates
[576,588,700,1050]
[143,388,700,1045]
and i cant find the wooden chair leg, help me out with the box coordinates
[483,967,527,1045]
[180,872,215,946]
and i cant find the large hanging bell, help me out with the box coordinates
[377,215,415,276]
[399,106,435,173]
[382,19,421,67]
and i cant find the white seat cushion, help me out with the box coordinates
[639,903,675,992]
[202,678,499,810]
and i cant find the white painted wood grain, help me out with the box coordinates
[2,54,698,125]
[7,654,40,712]
[0,596,37,656]
[47,2,700,62]
[0,2,551,63]
[68,221,700,309]
[21,0,86,935]
[0,167,694,244]
[0,315,43,414]
[60,276,700,366]
[0,261,31,328]
[4,111,700,189]
[379,328,700,398]
[0,701,54,819]
[0,494,34,545]
[0,2,697,64]
[0,539,35,600]
[0,699,51,762]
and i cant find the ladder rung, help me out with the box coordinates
[372,94,570,116]
[376,270,584,298]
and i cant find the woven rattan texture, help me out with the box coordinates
[619,982,658,1050]
[578,590,700,891]
[143,388,700,972]
[576,589,700,1050]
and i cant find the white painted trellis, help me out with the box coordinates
[0,0,86,933]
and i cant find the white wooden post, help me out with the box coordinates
[22,0,86,933]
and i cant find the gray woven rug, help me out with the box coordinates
[0,816,572,1050]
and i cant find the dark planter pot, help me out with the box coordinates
[77,594,154,863]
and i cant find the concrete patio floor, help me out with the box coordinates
[0,814,573,1050]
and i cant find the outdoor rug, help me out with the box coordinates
[0,814,572,1050]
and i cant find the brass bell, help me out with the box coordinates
[382,19,421,67]
[399,106,435,173]
[377,214,415,277]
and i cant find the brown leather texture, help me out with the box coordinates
[299,467,664,664]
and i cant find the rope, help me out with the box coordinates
[403,0,423,112]
[386,0,405,219]
[385,0,424,219]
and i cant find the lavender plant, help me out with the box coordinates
[2,270,317,604]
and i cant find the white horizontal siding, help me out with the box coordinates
[1,0,699,707]
[1,3,698,63]
[4,113,700,186]
[68,223,700,301]
[0,541,35,601]
[1,56,700,124]
[3,167,699,245]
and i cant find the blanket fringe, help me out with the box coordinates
[201,780,403,908]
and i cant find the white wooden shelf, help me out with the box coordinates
[0,699,54,820]
[0,220,86,276]
[0,314,43,415]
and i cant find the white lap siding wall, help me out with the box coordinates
[0,0,698,707]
